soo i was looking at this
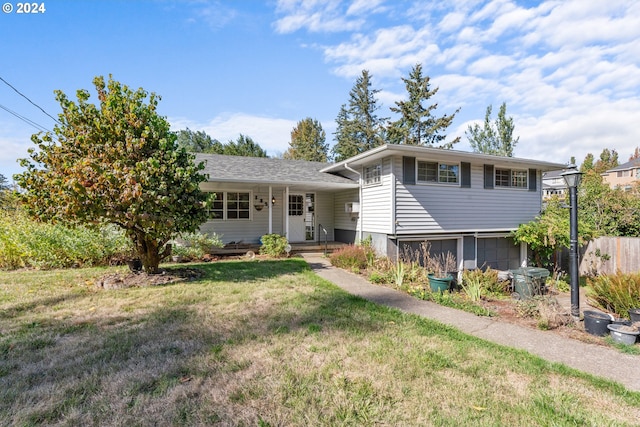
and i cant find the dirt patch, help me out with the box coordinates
[478,293,609,345]
[96,268,205,290]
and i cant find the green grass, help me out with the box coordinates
[1,259,639,426]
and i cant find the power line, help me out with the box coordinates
[0,103,52,134]
[0,76,60,124]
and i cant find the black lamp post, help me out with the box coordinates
[561,166,583,319]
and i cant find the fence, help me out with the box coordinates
[577,237,640,275]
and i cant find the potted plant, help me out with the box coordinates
[424,249,457,293]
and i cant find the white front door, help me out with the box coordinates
[288,193,315,242]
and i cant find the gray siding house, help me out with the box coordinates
[197,144,565,271]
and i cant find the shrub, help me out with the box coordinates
[329,245,367,272]
[171,232,223,260]
[461,268,509,300]
[0,209,130,269]
[260,234,289,258]
[587,272,640,318]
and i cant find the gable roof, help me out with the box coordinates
[194,153,358,190]
[604,158,640,173]
[321,144,566,173]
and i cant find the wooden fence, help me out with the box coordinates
[576,237,640,275]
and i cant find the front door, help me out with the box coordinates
[288,193,315,242]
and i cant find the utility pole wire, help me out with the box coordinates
[0,76,60,124]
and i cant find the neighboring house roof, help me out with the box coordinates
[603,158,640,174]
[542,169,569,190]
[321,144,566,173]
[194,153,359,190]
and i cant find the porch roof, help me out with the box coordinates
[195,153,359,190]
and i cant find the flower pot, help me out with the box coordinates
[607,323,639,345]
[428,274,452,293]
[583,310,611,337]
[628,308,640,323]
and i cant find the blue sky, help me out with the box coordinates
[1,0,639,180]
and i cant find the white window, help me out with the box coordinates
[496,169,527,188]
[511,170,528,188]
[364,163,381,185]
[418,161,459,184]
[207,191,250,220]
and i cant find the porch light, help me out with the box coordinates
[272,196,276,205]
[561,165,583,319]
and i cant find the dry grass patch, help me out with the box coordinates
[1,259,639,426]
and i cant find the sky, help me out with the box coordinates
[1,0,639,181]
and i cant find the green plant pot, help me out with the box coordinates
[428,274,452,292]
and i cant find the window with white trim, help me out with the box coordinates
[495,168,527,188]
[363,162,381,185]
[417,161,459,184]
[207,191,250,220]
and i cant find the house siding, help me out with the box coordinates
[198,183,336,244]
[361,157,393,234]
[395,161,542,234]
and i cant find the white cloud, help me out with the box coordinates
[273,0,365,33]
[170,113,298,157]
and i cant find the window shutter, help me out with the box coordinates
[403,156,416,185]
[461,162,471,188]
[529,169,537,191]
[484,165,494,189]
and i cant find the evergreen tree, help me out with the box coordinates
[283,117,328,162]
[332,70,386,161]
[224,134,267,157]
[466,102,518,156]
[175,128,223,153]
[388,63,460,149]
[332,104,360,161]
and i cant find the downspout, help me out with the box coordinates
[344,162,363,243]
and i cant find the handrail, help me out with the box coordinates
[318,223,328,256]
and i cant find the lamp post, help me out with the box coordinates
[561,166,583,319]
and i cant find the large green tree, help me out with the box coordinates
[176,128,223,153]
[332,70,386,161]
[283,117,328,162]
[579,169,640,237]
[223,134,267,157]
[388,63,460,149]
[15,76,209,273]
[466,102,518,156]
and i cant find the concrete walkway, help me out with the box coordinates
[301,253,640,392]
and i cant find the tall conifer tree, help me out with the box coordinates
[388,64,460,148]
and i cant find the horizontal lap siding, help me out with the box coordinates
[396,163,541,233]
[334,190,359,231]
[362,158,393,234]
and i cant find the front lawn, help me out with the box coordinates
[1,259,639,426]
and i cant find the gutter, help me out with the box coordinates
[344,162,363,243]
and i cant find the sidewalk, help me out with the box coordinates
[301,253,640,392]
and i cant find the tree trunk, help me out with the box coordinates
[130,231,169,274]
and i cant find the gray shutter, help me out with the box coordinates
[461,162,471,188]
[403,156,416,185]
[484,165,494,189]
[529,169,537,191]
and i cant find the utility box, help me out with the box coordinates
[345,202,360,214]
[509,267,550,299]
